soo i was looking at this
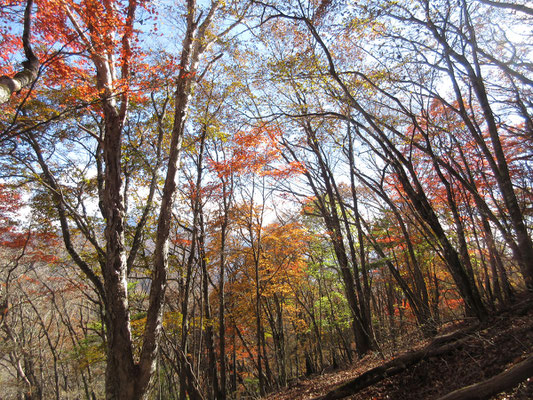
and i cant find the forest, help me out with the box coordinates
[0,0,532,399]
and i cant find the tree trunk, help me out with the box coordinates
[218,179,230,400]
[200,209,220,399]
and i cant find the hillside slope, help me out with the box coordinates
[266,294,533,400]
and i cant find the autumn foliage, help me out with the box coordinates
[1,0,532,399]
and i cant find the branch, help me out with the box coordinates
[476,0,533,16]
[0,0,39,104]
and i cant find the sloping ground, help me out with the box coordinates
[265,294,533,400]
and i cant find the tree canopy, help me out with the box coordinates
[1,0,532,399]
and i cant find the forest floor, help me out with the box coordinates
[265,293,533,400]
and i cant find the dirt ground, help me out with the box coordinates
[265,294,533,400]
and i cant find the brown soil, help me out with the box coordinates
[265,294,533,400]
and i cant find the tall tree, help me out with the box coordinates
[1,1,249,398]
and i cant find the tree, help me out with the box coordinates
[1,0,249,398]
[1,0,532,398]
